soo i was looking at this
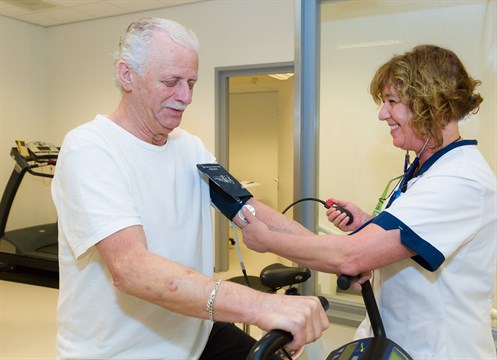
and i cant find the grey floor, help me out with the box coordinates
[0,239,356,359]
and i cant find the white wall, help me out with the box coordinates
[0,0,295,230]
[229,79,295,212]
[317,0,497,307]
[44,0,295,151]
[0,17,54,229]
[229,91,279,209]
[319,1,496,216]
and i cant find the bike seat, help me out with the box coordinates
[259,263,311,291]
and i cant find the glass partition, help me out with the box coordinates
[314,0,496,324]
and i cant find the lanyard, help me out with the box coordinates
[372,174,403,216]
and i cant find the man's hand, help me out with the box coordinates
[253,294,329,350]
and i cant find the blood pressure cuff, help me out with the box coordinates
[197,163,252,220]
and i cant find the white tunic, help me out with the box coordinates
[355,140,497,359]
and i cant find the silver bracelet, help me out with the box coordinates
[206,279,222,322]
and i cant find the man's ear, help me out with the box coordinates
[115,60,133,92]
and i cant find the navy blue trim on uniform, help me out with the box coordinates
[370,212,445,271]
[416,139,477,177]
[349,140,476,272]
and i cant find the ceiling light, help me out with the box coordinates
[268,73,294,81]
[337,40,402,49]
[2,0,57,11]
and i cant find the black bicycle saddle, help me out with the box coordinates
[259,263,311,291]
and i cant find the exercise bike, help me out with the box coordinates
[247,275,413,360]
[196,164,411,359]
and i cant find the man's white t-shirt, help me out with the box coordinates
[52,115,215,359]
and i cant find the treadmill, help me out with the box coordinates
[0,142,59,288]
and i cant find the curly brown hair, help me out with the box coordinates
[370,45,483,148]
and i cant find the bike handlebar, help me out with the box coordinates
[246,296,329,360]
[336,274,359,291]
[337,276,386,339]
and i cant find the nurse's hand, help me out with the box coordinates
[326,197,371,232]
[239,206,272,253]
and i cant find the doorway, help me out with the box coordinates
[214,62,295,272]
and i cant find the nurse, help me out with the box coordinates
[237,44,497,359]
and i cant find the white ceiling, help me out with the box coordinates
[0,0,208,27]
[1,0,470,29]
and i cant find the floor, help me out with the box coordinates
[0,233,356,360]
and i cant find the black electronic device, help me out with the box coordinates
[324,279,412,360]
[327,336,411,360]
[0,142,59,288]
[197,163,253,220]
[328,205,354,226]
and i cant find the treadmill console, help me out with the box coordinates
[25,141,59,160]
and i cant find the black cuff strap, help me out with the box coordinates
[197,163,253,220]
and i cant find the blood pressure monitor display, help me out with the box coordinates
[327,337,412,360]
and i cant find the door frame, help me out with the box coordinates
[214,62,294,272]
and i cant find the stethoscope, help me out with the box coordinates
[382,136,431,210]
[373,134,468,215]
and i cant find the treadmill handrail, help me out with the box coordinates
[10,147,56,179]
[0,148,56,236]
